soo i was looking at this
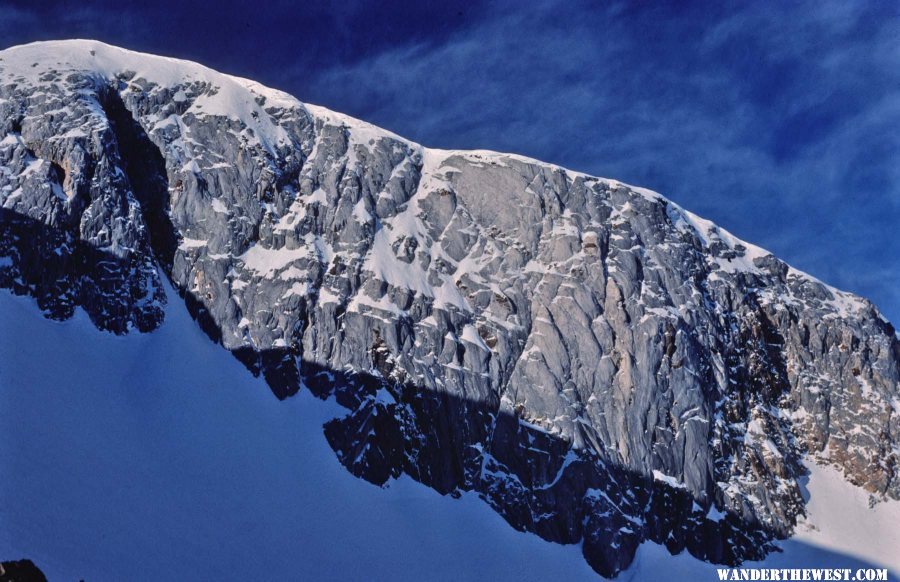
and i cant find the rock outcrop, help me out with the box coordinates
[0,559,47,582]
[1,40,897,577]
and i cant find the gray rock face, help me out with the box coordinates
[1,40,898,577]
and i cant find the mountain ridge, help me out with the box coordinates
[1,39,897,578]
[0,40,884,322]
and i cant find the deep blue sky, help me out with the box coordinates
[2,0,898,324]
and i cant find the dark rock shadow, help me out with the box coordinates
[0,208,162,333]
[220,344,784,578]
[99,85,179,271]
[0,559,47,582]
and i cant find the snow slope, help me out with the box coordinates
[0,285,593,581]
[2,287,898,580]
[623,463,900,581]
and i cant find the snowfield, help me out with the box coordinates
[1,285,898,580]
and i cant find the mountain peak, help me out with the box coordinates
[1,41,897,577]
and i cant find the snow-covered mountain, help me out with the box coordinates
[0,40,897,578]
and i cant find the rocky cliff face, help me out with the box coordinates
[1,40,897,577]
